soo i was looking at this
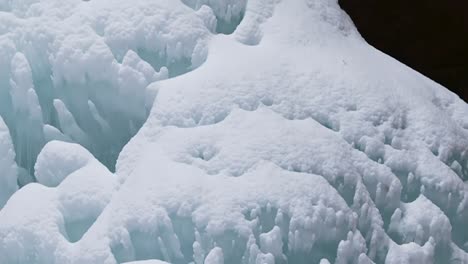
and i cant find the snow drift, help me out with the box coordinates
[0,0,468,263]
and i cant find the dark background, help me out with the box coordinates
[339,0,468,102]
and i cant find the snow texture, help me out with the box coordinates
[1,0,468,263]
[0,0,211,177]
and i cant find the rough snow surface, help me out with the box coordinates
[1,0,468,263]
[0,0,212,177]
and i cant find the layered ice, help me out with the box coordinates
[1,0,468,263]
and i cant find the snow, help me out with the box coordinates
[0,0,212,173]
[0,116,18,209]
[385,239,435,264]
[205,247,224,264]
[0,142,117,261]
[259,226,284,259]
[35,141,96,187]
[0,0,468,263]
[388,195,451,246]
[122,261,171,264]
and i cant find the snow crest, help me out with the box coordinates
[1,0,468,263]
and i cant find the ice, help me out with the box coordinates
[205,247,224,264]
[182,0,246,33]
[388,195,451,246]
[53,99,90,149]
[259,226,284,260]
[43,124,72,143]
[0,141,117,261]
[0,116,18,209]
[335,231,367,264]
[385,239,435,264]
[122,261,171,264]
[0,0,212,174]
[1,0,468,263]
[8,52,44,174]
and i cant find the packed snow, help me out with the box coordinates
[0,0,468,263]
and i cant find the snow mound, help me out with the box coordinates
[0,141,118,260]
[35,141,97,187]
[1,0,468,263]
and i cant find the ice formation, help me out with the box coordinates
[0,0,468,263]
[0,0,212,177]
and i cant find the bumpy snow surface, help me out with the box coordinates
[1,0,468,263]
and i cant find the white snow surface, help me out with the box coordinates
[1,0,468,263]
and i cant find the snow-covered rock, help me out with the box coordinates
[0,0,467,263]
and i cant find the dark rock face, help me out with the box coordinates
[339,0,468,101]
